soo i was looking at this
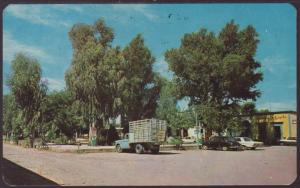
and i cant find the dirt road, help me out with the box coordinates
[3,144,297,186]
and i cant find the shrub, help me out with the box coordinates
[54,135,68,144]
[168,136,183,145]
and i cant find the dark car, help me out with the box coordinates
[201,136,243,151]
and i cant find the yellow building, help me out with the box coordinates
[254,111,297,143]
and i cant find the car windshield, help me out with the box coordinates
[244,137,252,141]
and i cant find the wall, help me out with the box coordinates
[290,114,297,138]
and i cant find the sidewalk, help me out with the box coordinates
[46,143,200,153]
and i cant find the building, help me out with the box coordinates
[187,111,297,144]
[253,111,297,143]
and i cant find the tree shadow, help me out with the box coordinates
[2,158,59,186]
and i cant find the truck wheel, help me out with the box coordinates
[116,145,123,153]
[135,144,144,154]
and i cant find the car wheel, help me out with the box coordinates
[116,144,122,153]
[242,146,247,150]
[222,146,228,151]
[280,142,284,146]
[135,144,144,154]
[251,147,256,150]
[202,145,208,150]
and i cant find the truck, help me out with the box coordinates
[115,119,167,154]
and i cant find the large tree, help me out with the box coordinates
[120,34,162,125]
[165,20,263,134]
[65,19,121,129]
[7,53,46,147]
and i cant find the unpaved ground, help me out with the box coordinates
[3,143,297,186]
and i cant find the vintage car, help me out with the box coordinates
[201,136,243,151]
[235,137,263,150]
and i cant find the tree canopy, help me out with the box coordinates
[165,20,263,134]
[7,53,47,147]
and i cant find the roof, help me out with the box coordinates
[253,111,297,116]
[240,111,297,117]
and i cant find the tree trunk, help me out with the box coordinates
[181,129,184,138]
[29,127,35,148]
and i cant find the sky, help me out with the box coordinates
[3,3,297,112]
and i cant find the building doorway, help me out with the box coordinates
[273,123,283,142]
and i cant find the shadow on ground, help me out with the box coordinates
[1,158,59,186]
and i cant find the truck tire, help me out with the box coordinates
[135,144,144,154]
[116,144,123,153]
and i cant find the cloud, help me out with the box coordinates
[112,4,159,21]
[42,77,65,91]
[5,5,71,28]
[3,31,49,63]
[256,101,296,111]
[261,55,295,73]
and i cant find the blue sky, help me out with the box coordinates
[3,3,297,111]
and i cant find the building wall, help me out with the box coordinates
[290,114,297,138]
[256,112,297,140]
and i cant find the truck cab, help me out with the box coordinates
[115,134,130,152]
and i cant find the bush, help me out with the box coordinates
[167,136,183,145]
[54,135,68,144]
[45,129,57,143]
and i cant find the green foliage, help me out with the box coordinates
[121,34,162,122]
[165,20,263,133]
[156,79,195,134]
[54,135,68,145]
[167,136,183,145]
[65,18,122,129]
[7,53,46,147]
[41,91,85,140]
[66,19,162,135]
[241,102,257,116]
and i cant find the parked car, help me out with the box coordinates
[234,137,263,150]
[182,136,196,144]
[278,137,297,146]
[201,136,243,151]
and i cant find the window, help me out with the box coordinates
[244,137,251,141]
[235,138,241,141]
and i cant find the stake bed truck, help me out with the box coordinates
[115,119,167,154]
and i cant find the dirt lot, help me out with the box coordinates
[3,143,297,186]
